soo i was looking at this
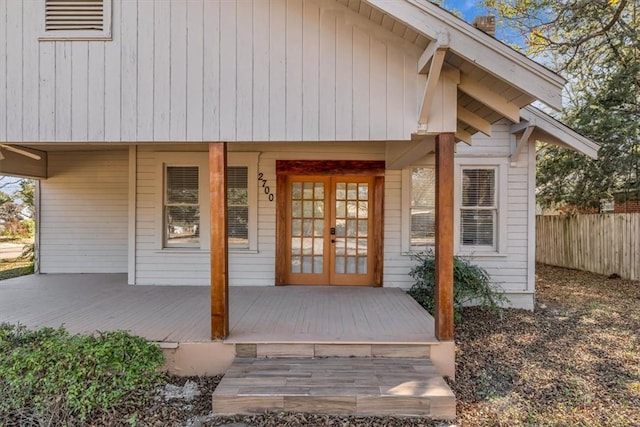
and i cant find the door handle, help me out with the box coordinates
[331,239,336,243]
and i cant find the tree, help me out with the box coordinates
[484,0,640,209]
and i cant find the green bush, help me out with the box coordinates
[408,250,507,323]
[0,324,165,423]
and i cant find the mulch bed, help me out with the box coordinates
[6,264,640,426]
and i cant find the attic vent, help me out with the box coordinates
[41,0,112,40]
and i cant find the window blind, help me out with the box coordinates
[227,167,249,247]
[461,168,496,247]
[165,166,200,247]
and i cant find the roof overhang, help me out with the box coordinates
[515,106,600,159]
[364,0,565,110]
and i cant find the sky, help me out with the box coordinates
[441,0,491,22]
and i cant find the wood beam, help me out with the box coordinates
[0,146,47,179]
[510,119,532,134]
[455,126,472,145]
[417,31,449,74]
[210,142,229,340]
[457,106,491,136]
[458,73,520,123]
[418,48,447,126]
[387,138,435,170]
[435,133,455,341]
[511,125,535,161]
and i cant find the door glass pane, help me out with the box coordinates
[346,238,357,256]
[335,256,345,274]
[291,256,301,273]
[314,219,324,237]
[303,201,313,217]
[346,219,356,237]
[358,219,368,237]
[336,183,346,200]
[357,238,367,255]
[292,182,302,199]
[357,257,367,274]
[292,219,302,237]
[303,182,314,199]
[358,184,368,199]
[314,256,323,273]
[291,238,301,255]
[347,201,357,218]
[347,183,357,200]
[346,257,356,274]
[302,238,313,255]
[302,257,313,273]
[292,201,302,218]
[302,219,313,237]
[315,183,324,199]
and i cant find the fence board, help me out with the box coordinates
[536,214,639,281]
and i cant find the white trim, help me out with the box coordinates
[128,146,136,284]
[454,157,508,256]
[228,152,260,252]
[527,140,536,292]
[39,0,112,41]
[520,106,599,159]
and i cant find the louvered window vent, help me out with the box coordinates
[41,0,111,40]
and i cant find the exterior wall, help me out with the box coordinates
[134,142,387,286]
[39,150,129,273]
[456,120,535,308]
[0,0,422,143]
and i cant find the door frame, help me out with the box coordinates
[275,160,385,287]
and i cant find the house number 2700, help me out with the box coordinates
[258,173,274,202]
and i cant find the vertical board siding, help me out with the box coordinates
[536,214,640,281]
[1,0,420,142]
[39,151,129,273]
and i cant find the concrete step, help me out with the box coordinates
[212,357,456,419]
[235,342,433,359]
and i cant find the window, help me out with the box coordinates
[227,167,249,249]
[164,166,200,248]
[409,167,436,250]
[41,0,112,40]
[455,160,507,255]
[460,168,496,247]
[156,152,258,252]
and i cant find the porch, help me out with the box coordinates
[0,273,437,345]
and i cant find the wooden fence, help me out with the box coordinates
[536,213,640,281]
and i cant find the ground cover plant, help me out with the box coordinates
[0,325,165,425]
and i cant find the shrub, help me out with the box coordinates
[408,249,507,323]
[0,324,165,423]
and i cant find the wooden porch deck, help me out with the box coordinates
[0,273,436,344]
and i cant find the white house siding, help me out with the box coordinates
[0,0,423,143]
[381,121,535,309]
[134,142,386,286]
[39,150,129,273]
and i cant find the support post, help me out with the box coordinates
[435,133,455,341]
[210,142,229,339]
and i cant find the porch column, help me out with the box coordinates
[210,142,229,339]
[435,133,455,341]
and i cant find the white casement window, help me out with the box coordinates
[402,167,436,253]
[41,0,112,40]
[455,159,508,255]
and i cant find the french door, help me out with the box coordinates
[283,175,375,285]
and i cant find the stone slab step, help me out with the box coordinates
[212,357,455,419]
[235,343,432,358]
